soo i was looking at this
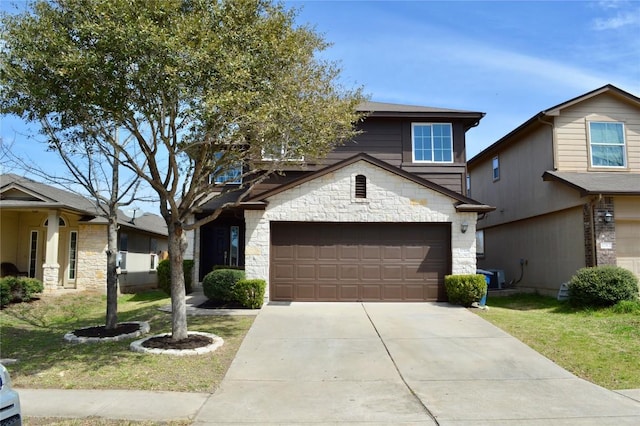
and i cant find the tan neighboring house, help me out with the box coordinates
[467,85,640,296]
[0,174,168,293]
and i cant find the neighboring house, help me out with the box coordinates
[0,174,168,293]
[467,85,640,296]
[190,102,494,302]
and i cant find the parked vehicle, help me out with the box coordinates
[0,363,21,426]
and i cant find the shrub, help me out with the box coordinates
[611,300,640,315]
[0,276,44,307]
[568,266,639,308]
[234,279,266,309]
[444,274,487,307]
[157,259,194,296]
[203,268,246,303]
[212,265,245,271]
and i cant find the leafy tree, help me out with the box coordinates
[1,0,365,340]
[2,129,144,330]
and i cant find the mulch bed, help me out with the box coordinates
[196,300,250,309]
[72,322,141,338]
[142,334,213,350]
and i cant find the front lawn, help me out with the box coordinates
[0,291,254,392]
[477,293,640,390]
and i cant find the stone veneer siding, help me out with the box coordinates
[244,160,477,300]
[77,223,108,291]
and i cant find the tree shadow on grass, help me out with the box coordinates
[1,293,254,390]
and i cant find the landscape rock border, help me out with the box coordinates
[130,331,224,356]
[64,321,150,344]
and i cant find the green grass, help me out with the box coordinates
[477,293,640,390]
[0,291,254,392]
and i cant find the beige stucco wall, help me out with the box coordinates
[245,160,478,300]
[555,95,640,172]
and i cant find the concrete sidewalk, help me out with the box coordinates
[19,302,640,424]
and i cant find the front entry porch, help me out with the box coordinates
[197,210,245,281]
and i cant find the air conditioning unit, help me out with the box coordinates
[486,269,506,290]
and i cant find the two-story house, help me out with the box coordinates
[190,102,494,302]
[468,85,640,296]
[0,174,168,293]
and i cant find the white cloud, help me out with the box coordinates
[593,10,640,30]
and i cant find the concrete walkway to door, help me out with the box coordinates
[194,302,640,425]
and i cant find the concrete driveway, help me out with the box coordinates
[194,302,640,425]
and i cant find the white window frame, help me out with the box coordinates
[68,230,78,281]
[261,144,304,162]
[476,230,485,258]
[150,253,159,270]
[411,123,454,163]
[28,230,39,278]
[492,156,500,181]
[588,121,626,168]
[212,152,243,184]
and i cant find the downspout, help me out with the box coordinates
[537,114,557,170]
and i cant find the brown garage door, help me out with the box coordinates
[270,222,451,302]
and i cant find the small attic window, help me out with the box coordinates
[355,175,367,199]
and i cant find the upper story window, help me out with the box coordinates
[492,156,500,181]
[589,122,626,168]
[212,152,242,184]
[412,123,453,163]
[262,144,304,162]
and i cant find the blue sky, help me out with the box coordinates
[1,0,639,209]
[288,0,640,156]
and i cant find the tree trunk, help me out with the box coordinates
[168,221,189,341]
[105,212,119,329]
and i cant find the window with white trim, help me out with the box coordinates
[29,230,39,278]
[212,153,242,184]
[261,144,304,161]
[588,121,626,167]
[68,231,78,280]
[492,156,500,181]
[476,230,485,257]
[412,123,453,163]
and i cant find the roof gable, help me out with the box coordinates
[468,84,640,167]
[247,153,492,212]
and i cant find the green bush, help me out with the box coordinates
[0,276,44,307]
[203,268,246,303]
[444,274,487,307]
[611,300,640,314]
[157,259,194,296]
[234,279,266,309]
[212,265,245,271]
[568,266,639,308]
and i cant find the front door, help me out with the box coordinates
[200,226,230,280]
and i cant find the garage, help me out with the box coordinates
[270,222,451,302]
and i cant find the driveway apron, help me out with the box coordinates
[194,302,640,425]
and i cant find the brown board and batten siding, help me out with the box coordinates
[270,222,451,302]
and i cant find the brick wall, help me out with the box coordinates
[245,160,477,299]
[593,196,617,266]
